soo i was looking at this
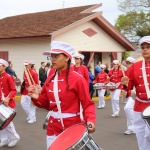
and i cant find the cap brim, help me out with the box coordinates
[43,51,62,56]
[24,63,29,65]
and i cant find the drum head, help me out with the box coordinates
[142,105,150,119]
[49,123,87,150]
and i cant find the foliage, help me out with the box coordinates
[115,0,150,42]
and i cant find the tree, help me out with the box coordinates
[115,0,150,42]
[117,0,150,12]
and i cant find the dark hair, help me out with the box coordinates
[41,62,45,65]
[46,54,71,90]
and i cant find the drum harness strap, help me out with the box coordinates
[142,60,150,99]
[53,72,64,130]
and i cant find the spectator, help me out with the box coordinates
[39,62,45,86]
[5,61,17,79]
[95,61,101,96]
[87,66,95,99]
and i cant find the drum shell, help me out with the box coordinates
[49,123,102,150]
[0,103,16,130]
[142,106,150,127]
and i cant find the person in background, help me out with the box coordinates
[93,64,109,109]
[0,59,20,148]
[123,57,136,135]
[108,60,123,117]
[122,60,127,71]
[39,62,45,87]
[5,61,17,79]
[95,61,101,97]
[121,36,150,150]
[20,60,39,124]
[40,65,49,87]
[73,53,89,87]
[28,41,96,150]
[87,66,95,99]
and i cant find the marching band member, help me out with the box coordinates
[20,60,39,124]
[73,53,89,87]
[108,60,123,117]
[28,41,96,150]
[93,64,109,109]
[0,59,20,148]
[123,57,136,135]
[121,36,150,150]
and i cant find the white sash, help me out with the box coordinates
[53,72,64,129]
[142,60,150,99]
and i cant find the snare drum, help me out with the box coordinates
[105,82,117,89]
[141,105,150,128]
[49,123,102,150]
[0,103,16,130]
[93,83,105,90]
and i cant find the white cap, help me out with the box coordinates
[139,36,150,46]
[0,59,8,67]
[100,64,106,68]
[24,60,34,65]
[73,53,85,60]
[126,57,136,63]
[113,60,120,65]
[43,41,74,59]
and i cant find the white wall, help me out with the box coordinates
[53,21,126,52]
[0,37,51,81]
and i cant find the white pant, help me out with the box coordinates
[0,122,20,142]
[46,135,57,150]
[124,97,135,131]
[21,95,36,120]
[98,89,106,107]
[134,111,150,150]
[110,89,121,114]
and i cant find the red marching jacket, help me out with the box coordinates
[124,61,150,112]
[31,67,96,136]
[0,72,17,108]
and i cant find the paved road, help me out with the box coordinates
[2,99,139,150]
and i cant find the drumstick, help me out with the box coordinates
[24,66,32,86]
[26,68,35,85]
[120,64,128,86]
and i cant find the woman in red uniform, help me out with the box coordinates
[108,60,123,117]
[93,64,109,109]
[122,36,150,150]
[28,41,96,150]
[73,53,89,87]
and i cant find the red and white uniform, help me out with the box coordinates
[21,68,39,122]
[0,72,16,108]
[108,68,123,115]
[94,72,108,108]
[124,68,135,133]
[0,72,20,144]
[125,61,150,150]
[73,65,89,87]
[32,67,96,136]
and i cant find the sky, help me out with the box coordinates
[0,0,123,25]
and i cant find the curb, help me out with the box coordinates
[15,95,123,101]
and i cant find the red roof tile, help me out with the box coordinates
[0,5,95,39]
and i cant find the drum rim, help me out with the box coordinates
[0,112,16,130]
[142,105,150,118]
